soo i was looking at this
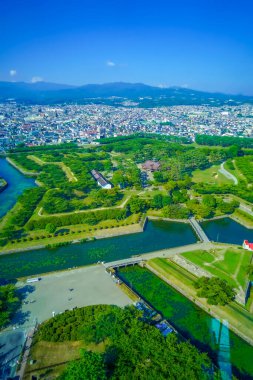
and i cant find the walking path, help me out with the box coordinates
[16,327,36,380]
[28,155,78,182]
[104,241,223,269]
[189,217,210,242]
[219,162,238,185]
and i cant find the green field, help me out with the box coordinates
[233,208,253,227]
[181,248,252,289]
[192,165,233,185]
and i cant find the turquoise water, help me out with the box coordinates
[118,265,253,379]
[0,158,36,218]
[0,220,197,279]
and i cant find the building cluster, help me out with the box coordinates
[0,102,253,152]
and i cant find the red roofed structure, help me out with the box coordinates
[142,160,160,172]
[243,240,253,251]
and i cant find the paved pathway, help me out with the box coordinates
[189,217,210,243]
[16,327,35,380]
[219,162,238,185]
[104,242,225,269]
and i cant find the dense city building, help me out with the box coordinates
[0,102,253,152]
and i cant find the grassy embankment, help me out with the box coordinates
[147,256,253,340]
[224,161,242,183]
[0,213,142,253]
[232,209,253,228]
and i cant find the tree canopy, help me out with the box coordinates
[194,277,236,306]
[37,305,213,379]
[0,284,21,329]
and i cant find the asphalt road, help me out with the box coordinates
[219,162,238,185]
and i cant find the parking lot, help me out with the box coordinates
[15,264,131,326]
[0,265,131,379]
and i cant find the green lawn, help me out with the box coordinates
[180,249,215,266]
[233,209,253,228]
[149,257,197,287]
[181,248,252,289]
[192,165,233,185]
[224,161,240,182]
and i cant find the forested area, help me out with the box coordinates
[0,187,46,243]
[193,182,253,203]
[36,304,212,379]
[42,188,123,214]
[1,136,252,248]
[234,156,253,183]
[0,284,20,329]
[9,142,78,153]
[96,132,190,144]
[195,134,253,148]
[26,208,128,230]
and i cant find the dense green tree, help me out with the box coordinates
[195,134,253,148]
[162,204,190,219]
[194,277,236,305]
[0,285,21,329]
[127,196,147,214]
[59,350,106,380]
[45,223,57,234]
[38,305,212,380]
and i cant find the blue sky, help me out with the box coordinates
[1,0,253,94]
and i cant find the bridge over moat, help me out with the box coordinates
[189,217,210,243]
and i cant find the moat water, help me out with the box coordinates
[118,265,253,379]
[0,158,36,218]
[0,220,197,279]
[201,217,253,245]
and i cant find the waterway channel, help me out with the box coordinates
[201,217,253,245]
[118,265,253,379]
[0,158,36,218]
[0,220,197,279]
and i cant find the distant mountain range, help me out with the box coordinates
[0,81,253,106]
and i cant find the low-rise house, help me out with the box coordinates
[91,169,112,189]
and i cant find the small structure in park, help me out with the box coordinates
[91,169,112,189]
[242,240,253,251]
[142,160,160,172]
